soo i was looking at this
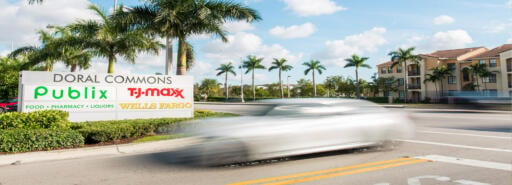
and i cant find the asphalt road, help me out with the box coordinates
[0,106,511,185]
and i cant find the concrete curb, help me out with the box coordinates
[0,137,199,166]
[405,108,512,114]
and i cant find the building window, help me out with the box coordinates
[388,67,392,73]
[399,91,404,98]
[397,66,402,73]
[490,59,497,67]
[489,73,496,83]
[448,76,456,84]
[447,63,456,70]
[397,78,404,86]
[463,70,470,81]
[479,60,487,66]
[381,67,387,74]
[384,91,391,97]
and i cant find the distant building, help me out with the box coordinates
[377,45,512,102]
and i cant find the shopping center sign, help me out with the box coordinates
[18,71,194,122]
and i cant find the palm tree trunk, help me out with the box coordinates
[252,70,255,101]
[176,36,187,75]
[355,67,360,99]
[165,36,173,75]
[313,70,316,97]
[279,69,283,98]
[107,53,115,74]
[404,62,408,103]
[70,64,77,72]
[225,73,228,101]
[440,80,444,97]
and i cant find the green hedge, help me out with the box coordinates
[0,129,84,153]
[71,110,237,144]
[0,110,70,129]
[365,97,389,103]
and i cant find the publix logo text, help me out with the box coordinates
[34,86,108,99]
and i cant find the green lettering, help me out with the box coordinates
[34,86,48,99]
[52,89,64,99]
[68,87,81,99]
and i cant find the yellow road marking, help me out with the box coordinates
[227,157,423,185]
[262,159,428,185]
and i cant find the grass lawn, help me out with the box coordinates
[133,134,186,143]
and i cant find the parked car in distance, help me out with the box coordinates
[177,98,414,166]
[0,97,18,113]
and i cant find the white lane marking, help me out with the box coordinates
[418,130,512,140]
[415,155,511,171]
[398,139,512,153]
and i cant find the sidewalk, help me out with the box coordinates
[0,137,200,166]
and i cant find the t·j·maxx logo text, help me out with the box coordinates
[34,86,108,100]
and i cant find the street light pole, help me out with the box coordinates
[239,65,245,103]
[114,0,118,11]
[287,75,291,98]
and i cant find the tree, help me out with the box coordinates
[52,26,92,72]
[431,65,452,96]
[268,58,293,98]
[388,47,422,102]
[242,55,265,101]
[121,0,261,75]
[344,54,371,99]
[9,30,59,71]
[68,5,161,74]
[199,78,220,101]
[467,63,487,92]
[303,60,326,97]
[424,73,440,98]
[216,62,236,101]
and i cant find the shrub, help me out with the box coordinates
[0,129,84,153]
[365,97,389,103]
[0,110,70,130]
[71,111,237,144]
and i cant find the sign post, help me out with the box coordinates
[19,71,194,122]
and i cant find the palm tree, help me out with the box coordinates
[344,54,371,99]
[303,60,326,97]
[216,62,236,101]
[468,63,488,92]
[242,55,265,101]
[9,30,58,71]
[121,0,261,75]
[268,58,293,98]
[388,47,422,102]
[67,5,161,74]
[480,70,492,94]
[431,65,452,96]
[424,73,440,98]
[52,26,92,72]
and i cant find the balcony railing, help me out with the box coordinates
[408,71,420,76]
[408,84,421,89]
[509,82,512,88]
[508,67,512,72]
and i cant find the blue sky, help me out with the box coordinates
[1,0,511,86]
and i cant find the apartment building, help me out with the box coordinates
[464,44,512,97]
[376,46,504,102]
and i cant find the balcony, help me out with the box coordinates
[408,84,421,90]
[508,67,512,72]
[509,82,512,88]
[408,70,421,76]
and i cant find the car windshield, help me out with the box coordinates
[1,98,16,103]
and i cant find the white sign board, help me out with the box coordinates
[19,71,194,122]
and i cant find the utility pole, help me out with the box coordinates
[239,65,245,103]
[114,0,118,10]
[287,75,291,98]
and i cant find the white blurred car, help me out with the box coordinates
[182,98,414,166]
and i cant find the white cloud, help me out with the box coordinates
[0,0,95,49]
[269,22,316,39]
[282,0,346,16]
[201,32,303,83]
[507,38,512,44]
[313,27,387,67]
[429,30,473,50]
[508,0,512,8]
[433,15,455,25]
[223,21,255,33]
[404,30,474,52]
